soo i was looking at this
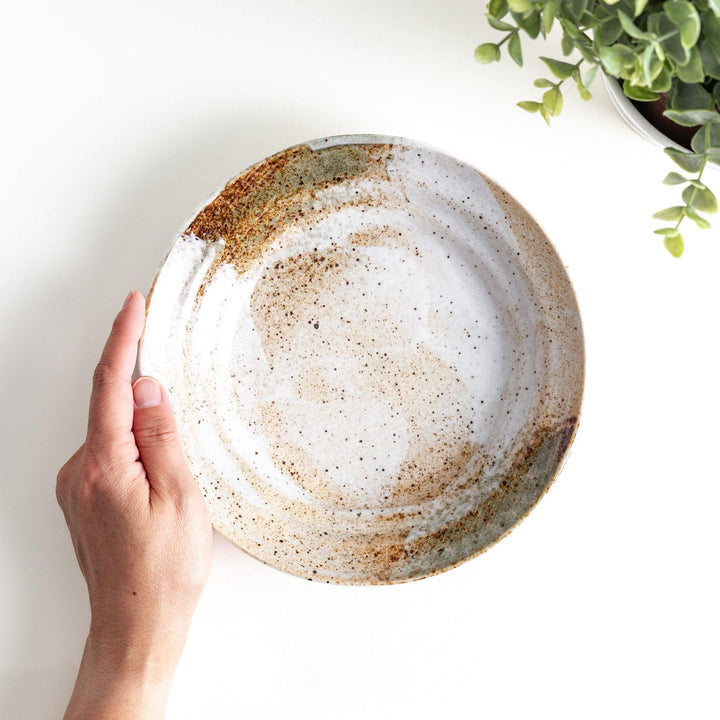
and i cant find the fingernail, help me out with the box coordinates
[123,290,136,309]
[133,377,163,408]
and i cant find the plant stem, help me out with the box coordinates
[557,58,585,93]
[656,30,681,43]
[497,32,513,49]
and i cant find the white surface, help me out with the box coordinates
[1,0,718,717]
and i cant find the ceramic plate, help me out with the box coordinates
[140,135,584,585]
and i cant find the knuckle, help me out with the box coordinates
[173,483,204,516]
[134,421,177,448]
[55,467,68,509]
[56,447,83,509]
[74,452,122,503]
[77,449,101,479]
[74,471,108,510]
[92,360,113,391]
[85,426,116,456]
[187,563,211,596]
[56,463,69,491]
[55,444,131,516]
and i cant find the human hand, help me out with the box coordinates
[56,290,213,720]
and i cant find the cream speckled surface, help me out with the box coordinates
[141,136,583,584]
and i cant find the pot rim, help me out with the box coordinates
[602,74,687,151]
[603,75,719,173]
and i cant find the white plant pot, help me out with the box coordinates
[602,74,686,151]
[602,73,720,172]
[602,74,719,173]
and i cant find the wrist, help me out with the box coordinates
[63,632,181,720]
[87,618,186,678]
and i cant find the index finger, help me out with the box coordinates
[87,291,146,449]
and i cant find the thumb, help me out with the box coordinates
[132,376,195,498]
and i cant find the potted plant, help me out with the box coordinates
[475,0,720,256]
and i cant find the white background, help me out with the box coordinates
[2,1,719,717]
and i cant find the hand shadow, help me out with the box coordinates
[0,107,338,717]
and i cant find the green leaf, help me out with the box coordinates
[584,64,599,87]
[708,0,720,17]
[513,9,541,38]
[635,0,649,15]
[595,17,624,46]
[507,0,533,12]
[569,0,588,19]
[646,45,666,82]
[654,40,666,63]
[647,11,662,35]
[641,45,657,84]
[657,12,691,65]
[574,38,598,64]
[649,66,672,92]
[703,11,720,61]
[668,80,714,110]
[665,147,705,172]
[686,207,712,229]
[663,172,689,184]
[539,105,552,125]
[680,17,701,49]
[508,32,523,66]
[700,40,720,79]
[652,206,685,221]
[617,10,652,40]
[663,37,691,66]
[540,56,576,79]
[654,227,683,235]
[664,1,701,49]
[682,184,719,213]
[577,80,593,101]
[690,124,720,154]
[543,86,564,116]
[488,0,509,17]
[561,33,574,55]
[623,81,660,101]
[560,16,581,39]
[533,78,556,88]
[598,44,635,76]
[517,100,543,113]
[676,47,705,84]
[542,0,559,34]
[664,108,720,126]
[487,16,516,31]
[475,43,501,63]
[664,233,685,257]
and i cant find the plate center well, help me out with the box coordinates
[217,224,513,511]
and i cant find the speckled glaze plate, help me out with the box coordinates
[140,135,584,585]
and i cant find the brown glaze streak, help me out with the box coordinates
[187,143,395,288]
[391,415,580,583]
